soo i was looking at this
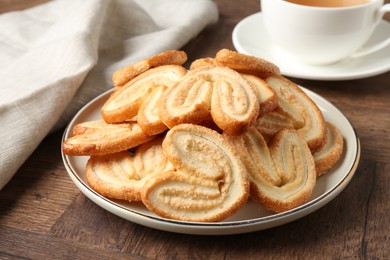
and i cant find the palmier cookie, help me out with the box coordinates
[228,127,316,213]
[158,65,259,135]
[62,120,154,156]
[102,65,187,124]
[190,60,277,117]
[313,122,344,176]
[141,124,250,222]
[265,75,326,151]
[112,50,187,87]
[86,138,174,201]
[215,49,280,78]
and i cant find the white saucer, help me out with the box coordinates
[232,12,390,80]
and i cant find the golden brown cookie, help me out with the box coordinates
[228,127,316,213]
[86,138,174,201]
[112,50,187,87]
[157,68,213,129]
[265,75,326,150]
[141,124,250,222]
[215,49,280,78]
[102,65,187,124]
[62,120,154,156]
[313,122,344,176]
[158,66,259,135]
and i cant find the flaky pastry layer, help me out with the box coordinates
[137,85,169,135]
[241,74,278,117]
[62,120,154,156]
[141,124,250,222]
[265,75,326,150]
[158,66,260,135]
[86,138,174,201]
[313,122,344,176]
[254,110,295,141]
[228,127,316,213]
[215,49,280,78]
[112,50,187,87]
[102,65,187,124]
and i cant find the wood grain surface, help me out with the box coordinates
[1,0,389,259]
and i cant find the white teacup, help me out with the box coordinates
[261,0,390,65]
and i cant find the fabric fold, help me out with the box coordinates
[0,0,219,190]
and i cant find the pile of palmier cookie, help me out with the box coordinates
[63,49,344,222]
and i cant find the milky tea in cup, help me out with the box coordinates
[261,0,390,65]
[285,0,370,7]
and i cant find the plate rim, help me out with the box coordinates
[61,87,361,235]
[232,12,390,81]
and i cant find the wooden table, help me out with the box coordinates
[1,0,389,258]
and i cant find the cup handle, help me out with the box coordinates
[351,4,390,58]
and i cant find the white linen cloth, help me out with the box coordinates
[0,0,218,190]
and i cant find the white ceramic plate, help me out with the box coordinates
[232,12,390,80]
[62,88,360,235]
